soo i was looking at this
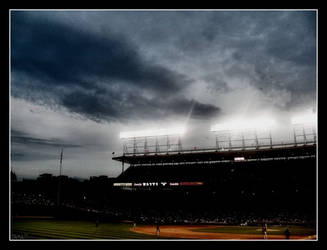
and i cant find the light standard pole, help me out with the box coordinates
[57,148,63,207]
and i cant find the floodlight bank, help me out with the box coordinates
[210,117,276,132]
[291,113,316,125]
[120,127,186,139]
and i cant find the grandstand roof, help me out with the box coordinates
[112,143,316,165]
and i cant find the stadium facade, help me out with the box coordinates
[111,131,316,225]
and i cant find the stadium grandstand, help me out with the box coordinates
[110,121,316,226]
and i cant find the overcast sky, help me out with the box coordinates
[10,10,317,179]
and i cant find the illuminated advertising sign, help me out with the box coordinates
[113,183,133,187]
[179,182,204,186]
[133,182,170,187]
[234,157,245,162]
[141,182,159,187]
[113,181,204,187]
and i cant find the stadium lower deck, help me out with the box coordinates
[110,144,316,225]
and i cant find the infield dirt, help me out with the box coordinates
[131,225,316,240]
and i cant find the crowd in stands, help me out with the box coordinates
[11,192,315,226]
[108,207,315,226]
[13,193,55,207]
[11,157,316,227]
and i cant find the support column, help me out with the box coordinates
[122,158,125,173]
[254,130,259,149]
[228,132,232,150]
[123,141,127,154]
[178,136,182,152]
[241,132,245,150]
[144,137,148,153]
[133,137,137,155]
[215,135,219,150]
[303,127,307,145]
[293,128,297,146]
[155,137,159,153]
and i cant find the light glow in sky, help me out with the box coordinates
[291,112,317,125]
[210,116,277,132]
[120,126,186,139]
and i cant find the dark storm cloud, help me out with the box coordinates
[146,11,315,109]
[12,12,212,122]
[201,11,316,65]
[11,152,25,162]
[11,12,189,94]
[11,11,316,122]
[199,11,316,103]
[60,88,221,122]
[203,74,230,93]
[11,130,82,163]
[166,98,221,120]
[11,151,58,162]
[11,129,83,149]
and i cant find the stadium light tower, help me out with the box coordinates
[57,148,63,207]
[291,112,317,145]
[118,126,186,172]
[119,126,186,154]
[291,113,316,126]
[210,117,276,132]
[210,117,276,150]
[119,127,186,139]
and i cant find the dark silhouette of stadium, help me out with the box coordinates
[109,143,316,225]
[11,142,316,227]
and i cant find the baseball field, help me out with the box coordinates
[11,218,316,240]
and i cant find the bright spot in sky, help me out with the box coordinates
[120,126,186,139]
[291,112,316,125]
[210,116,276,132]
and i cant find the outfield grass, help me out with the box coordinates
[11,219,159,239]
[192,225,316,236]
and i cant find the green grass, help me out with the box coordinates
[11,219,160,240]
[192,225,316,236]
